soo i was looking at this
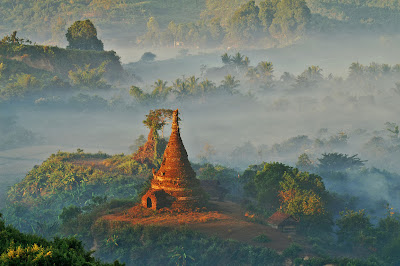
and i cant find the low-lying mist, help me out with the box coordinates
[3,33,400,220]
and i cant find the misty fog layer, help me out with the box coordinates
[2,33,400,222]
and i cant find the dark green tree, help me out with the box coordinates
[259,0,279,32]
[317,153,366,172]
[140,52,156,62]
[66,20,104,51]
[269,0,311,42]
[245,162,292,209]
[295,65,323,87]
[220,74,240,93]
[336,209,374,248]
[296,153,315,172]
[221,53,231,65]
[228,1,262,42]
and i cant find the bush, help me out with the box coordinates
[282,243,302,260]
[253,234,271,243]
[140,52,156,62]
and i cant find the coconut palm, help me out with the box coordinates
[257,61,274,80]
[221,53,231,65]
[186,75,199,95]
[221,74,240,93]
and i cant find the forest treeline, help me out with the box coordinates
[2,0,400,46]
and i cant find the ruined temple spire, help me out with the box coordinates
[141,109,205,210]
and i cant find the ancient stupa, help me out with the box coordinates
[141,109,205,210]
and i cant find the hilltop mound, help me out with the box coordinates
[99,200,297,252]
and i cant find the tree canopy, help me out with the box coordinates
[66,20,104,51]
[317,153,366,172]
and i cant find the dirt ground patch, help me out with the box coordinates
[101,201,299,252]
[70,158,113,172]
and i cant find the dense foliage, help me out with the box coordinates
[0,0,206,43]
[91,223,284,265]
[243,162,332,231]
[66,20,104,51]
[1,0,400,48]
[0,213,120,265]
[3,150,148,236]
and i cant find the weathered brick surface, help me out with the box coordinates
[141,109,205,210]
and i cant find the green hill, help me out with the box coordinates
[0,0,206,44]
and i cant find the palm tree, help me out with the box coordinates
[348,62,364,81]
[300,65,323,81]
[151,79,171,101]
[381,64,391,75]
[367,62,381,80]
[172,78,183,90]
[221,53,231,65]
[174,80,190,100]
[221,74,240,93]
[152,79,168,94]
[231,52,244,67]
[280,72,295,83]
[186,75,199,95]
[257,61,274,80]
[199,79,215,99]
[245,67,259,83]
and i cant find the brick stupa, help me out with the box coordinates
[141,109,205,210]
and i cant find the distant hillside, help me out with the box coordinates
[0,42,122,81]
[201,0,400,32]
[306,0,400,32]
[0,0,206,44]
[2,0,400,47]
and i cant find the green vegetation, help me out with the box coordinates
[253,234,271,243]
[68,62,111,90]
[0,30,123,104]
[141,0,312,47]
[243,162,332,231]
[0,0,206,43]
[66,20,104,51]
[317,153,366,172]
[90,224,283,265]
[3,23,400,263]
[0,31,120,83]
[137,0,400,47]
[1,0,400,48]
[0,115,38,151]
[3,150,148,236]
[0,213,120,265]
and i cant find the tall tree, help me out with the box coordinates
[348,62,365,81]
[143,109,174,137]
[143,17,161,46]
[257,61,274,80]
[66,20,104,51]
[269,0,311,42]
[151,79,171,100]
[317,153,366,172]
[220,74,240,93]
[221,53,232,65]
[227,1,262,43]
